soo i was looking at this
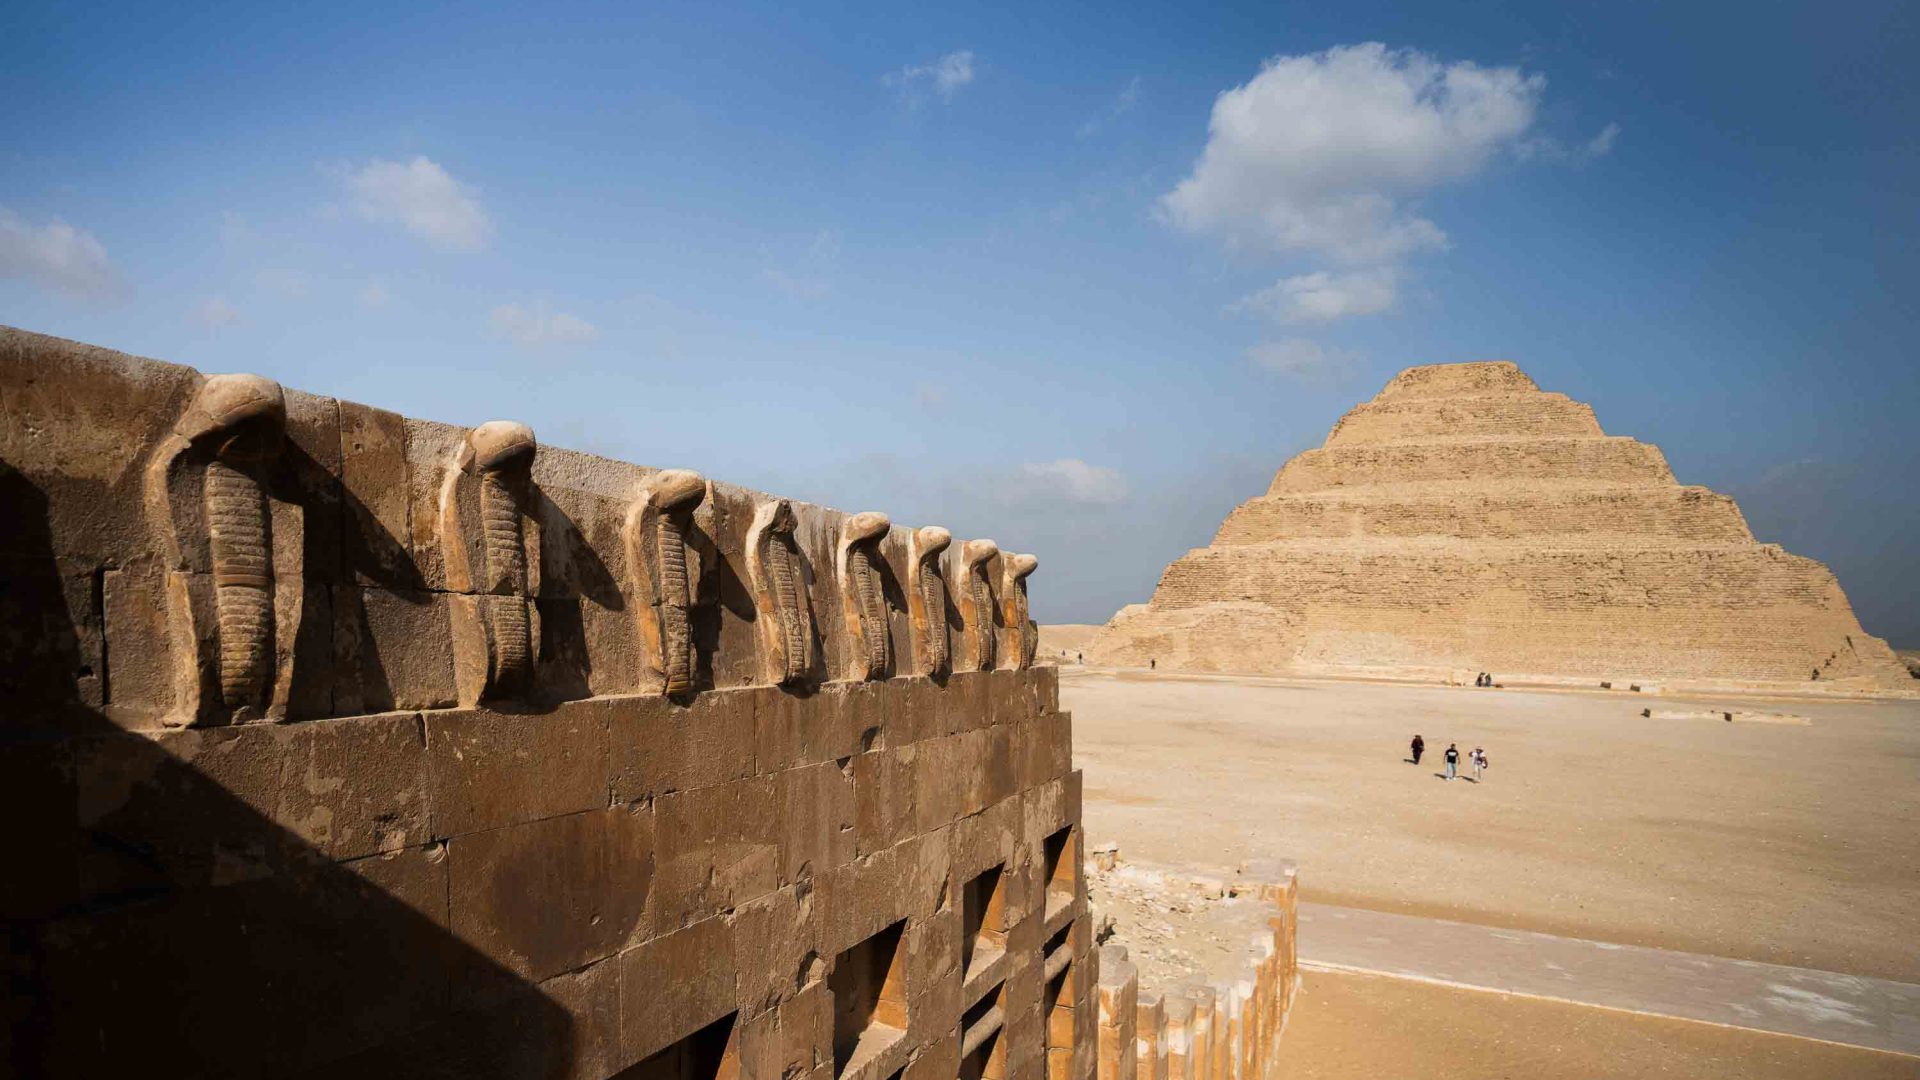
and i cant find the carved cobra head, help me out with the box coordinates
[915,525,952,558]
[764,497,798,534]
[186,373,286,459]
[1007,552,1038,583]
[464,420,537,474]
[844,511,891,545]
[648,468,707,513]
[963,538,999,570]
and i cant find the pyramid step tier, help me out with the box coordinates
[1373,360,1540,400]
[1105,543,1901,686]
[1325,391,1603,447]
[1214,486,1752,546]
[1269,436,1674,494]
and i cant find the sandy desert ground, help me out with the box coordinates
[1062,667,1920,983]
[1272,969,1920,1080]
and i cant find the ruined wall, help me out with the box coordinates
[0,326,1096,1079]
[1090,361,1912,694]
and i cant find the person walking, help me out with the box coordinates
[1410,734,1425,765]
[1470,747,1488,782]
[1444,742,1459,780]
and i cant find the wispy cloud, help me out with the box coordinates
[886,50,976,106]
[1230,268,1399,325]
[1010,458,1130,505]
[341,156,492,251]
[490,301,597,351]
[0,207,120,299]
[1518,121,1622,165]
[1247,338,1362,384]
[192,295,241,332]
[1077,75,1142,139]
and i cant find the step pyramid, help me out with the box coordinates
[1088,362,1910,693]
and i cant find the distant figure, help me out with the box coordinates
[1444,743,1459,780]
[1470,747,1488,782]
[1150,658,1156,670]
[1410,734,1425,765]
[1077,652,1083,664]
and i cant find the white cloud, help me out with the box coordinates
[490,301,597,351]
[1231,268,1398,324]
[1161,43,1545,262]
[1518,120,1622,164]
[1586,121,1621,158]
[887,50,976,105]
[1077,75,1142,139]
[1247,339,1362,383]
[1011,459,1130,505]
[342,156,492,251]
[0,208,119,299]
[193,296,241,332]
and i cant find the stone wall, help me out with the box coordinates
[1090,361,1912,694]
[0,326,1101,1079]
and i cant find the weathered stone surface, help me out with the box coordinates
[426,701,608,837]
[0,325,1183,1080]
[1089,360,1913,694]
[448,805,653,982]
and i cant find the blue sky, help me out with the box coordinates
[5,0,1917,641]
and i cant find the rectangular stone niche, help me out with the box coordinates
[959,983,1007,1080]
[614,1012,739,1080]
[961,863,1008,979]
[831,919,908,1076]
[1042,921,1076,1074]
[1042,825,1078,922]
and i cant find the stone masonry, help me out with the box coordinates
[1089,361,1911,694]
[0,326,1271,1078]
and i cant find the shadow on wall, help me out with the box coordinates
[1,461,579,1078]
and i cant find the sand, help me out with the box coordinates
[1273,969,1920,1079]
[1063,668,1920,983]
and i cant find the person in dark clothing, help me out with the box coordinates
[1410,734,1425,765]
[1444,742,1460,780]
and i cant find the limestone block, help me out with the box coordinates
[535,955,625,1080]
[277,712,431,860]
[447,804,653,982]
[903,1031,961,1080]
[337,398,417,587]
[618,914,739,1064]
[0,328,200,567]
[338,585,459,713]
[757,681,877,773]
[425,701,608,837]
[608,687,756,803]
[775,760,858,886]
[651,775,779,933]
[0,558,108,725]
[852,743,919,856]
[730,883,823,1018]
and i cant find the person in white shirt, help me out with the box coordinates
[1470,747,1488,782]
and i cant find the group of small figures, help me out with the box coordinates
[1409,735,1489,782]
[1472,671,1496,687]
